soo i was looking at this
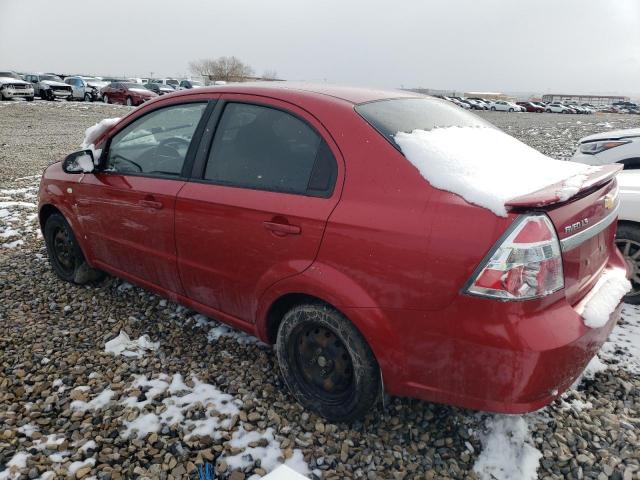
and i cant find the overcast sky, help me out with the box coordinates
[1,0,639,96]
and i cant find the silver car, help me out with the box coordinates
[0,71,34,101]
[64,76,108,102]
[23,73,72,101]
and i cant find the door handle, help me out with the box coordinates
[138,199,163,209]
[263,221,301,235]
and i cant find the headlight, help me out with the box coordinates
[579,140,630,155]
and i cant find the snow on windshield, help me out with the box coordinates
[395,126,598,217]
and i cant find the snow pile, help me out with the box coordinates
[224,427,310,477]
[581,269,631,328]
[192,314,264,346]
[104,330,159,357]
[262,465,311,480]
[394,126,597,217]
[473,415,542,480]
[601,304,640,373]
[80,117,120,159]
[0,452,30,480]
[75,153,95,173]
[0,182,39,249]
[121,373,241,440]
[71,388,115,411]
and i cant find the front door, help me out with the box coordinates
[74,101,210,294]
[175,98,342,321]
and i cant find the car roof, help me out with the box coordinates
[163,82,419,106]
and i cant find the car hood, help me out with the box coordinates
[40,80,68,87]
[87,81,108,89]
[129,88,157,96]
[0,76,31,86]
[580,127,640,143]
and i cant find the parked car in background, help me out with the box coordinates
[490,100,519,112]
[615,170,640,303]
[152,78,180,89]
[546,103,573,114]
[64,76,107,102]
[23,73,72,101]
[517,101,544,113]
[0,71,34,101]
[465,99,487,110]
[101,82,158,106]
[572,127,640,169]
[38,84,627,421]
[179,79,204,90]
[144,82,176,95]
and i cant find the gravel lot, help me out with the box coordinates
[0,99,639,480]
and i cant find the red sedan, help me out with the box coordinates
[38,84,627,421]
[101,81,157,106]
[517,101,545,112]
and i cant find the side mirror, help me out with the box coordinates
[62,150,95,174]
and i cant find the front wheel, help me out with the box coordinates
[276,304,380,422]
[616,224,640,304]
[490,107,495,111]
[508,108,514,112]
[44,213,104,284]
[84,92,93,102]
[26,96,34,102]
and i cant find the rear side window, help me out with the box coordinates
[355,97,492,147]
[204,103,336,197]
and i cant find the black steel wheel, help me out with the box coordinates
[44,213,104,284]
[616,224,640,304]
[276,303,380,422]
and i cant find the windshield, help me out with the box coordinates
[355,97,492,147]
[41,74,62,81]
[0,72,21,79]
[166,79,179,85]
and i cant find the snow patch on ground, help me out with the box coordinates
[0,181,39,249]
[473,415,542,480]
[581,269,632,328]
[394,126,597,217]
[0,452,30,480]
[104,330,159,357]
[71,389,115,411]
[601,304,640,373]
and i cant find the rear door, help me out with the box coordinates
[175,96,343,320]
[74,100,211,293]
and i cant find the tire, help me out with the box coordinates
[26,96,34,102]
[103,95,109,104]
[276,303,380,422]
[615,224,640,304]
[44,213,104,284]
[125,96,133,106]
[84,92,92,102]
[490,107,495,111]
[546,109,552,113]
[508,108,514,112]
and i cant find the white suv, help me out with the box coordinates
[616,170,640,303]
[572,128,640,169]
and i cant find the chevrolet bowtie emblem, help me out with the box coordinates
[604,194,614,210]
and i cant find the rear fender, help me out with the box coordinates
[256,261,406,388]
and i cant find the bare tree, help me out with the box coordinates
[262,69,278,81]
[189,56,254,83]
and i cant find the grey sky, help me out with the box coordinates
[1,0,639,96]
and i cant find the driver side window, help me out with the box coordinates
[106,102,207,177]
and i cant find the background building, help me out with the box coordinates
[541,93,629,105]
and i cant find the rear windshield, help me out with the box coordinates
[355,97,492,147]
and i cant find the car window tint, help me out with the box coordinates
[204,103,336,197]
[106,103,207,177]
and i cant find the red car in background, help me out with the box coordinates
[102,81,158,106]
[517,101,545,112]
[38,84,627,421]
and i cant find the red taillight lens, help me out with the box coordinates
[465,215,564,300]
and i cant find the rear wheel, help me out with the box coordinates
[126,96,133,106]
[276,303,380,422]
[26,96,34,102]
[616,224,640,304]
[490,106,495,111]
[44,213,104,284]
[84,92,92,102]
[508,108,514,112]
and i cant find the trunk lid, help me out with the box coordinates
[506,165,621,305]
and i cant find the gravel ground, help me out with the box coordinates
[0,99,639,480]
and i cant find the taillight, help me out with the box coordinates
[465,214,564,300]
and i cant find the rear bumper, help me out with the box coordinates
[357,255,628,413]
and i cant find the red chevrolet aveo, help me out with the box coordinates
[38,83,627,421]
